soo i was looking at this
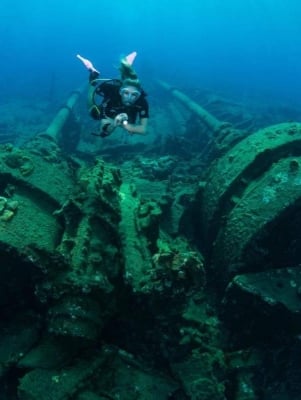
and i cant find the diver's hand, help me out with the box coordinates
[122,122,134,135]
[114,113,128,127]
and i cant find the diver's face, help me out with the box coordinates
[120,86,141,106]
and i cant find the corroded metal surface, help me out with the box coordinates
[2,81,301,399]
[201,122,301,255]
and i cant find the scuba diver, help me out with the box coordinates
[77,52,149,138]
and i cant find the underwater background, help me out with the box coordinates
[1,0,301,106]
[2,1,301,400]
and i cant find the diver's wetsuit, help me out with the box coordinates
[90,79,149,124]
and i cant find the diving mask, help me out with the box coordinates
[120,87,141,105]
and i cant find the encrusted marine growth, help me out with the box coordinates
[45,158,123,341]
[0,195,18,221]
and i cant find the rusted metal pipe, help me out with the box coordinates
[45,82,86,140]
[156,79,227,135]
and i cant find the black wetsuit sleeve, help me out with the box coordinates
[139,98,149,119]
[89,71,100,85]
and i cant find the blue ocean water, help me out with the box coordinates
[0,0,300,106]
[1,3,301,399]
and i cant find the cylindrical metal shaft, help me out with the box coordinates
[45,82,86,140]
[157,79,226,135]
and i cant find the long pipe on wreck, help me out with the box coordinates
[45,82,87,140]
[156,79,228,135]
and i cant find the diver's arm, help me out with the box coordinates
[100,118,117,135]
[100,114,128,136]
[123,118,148,135]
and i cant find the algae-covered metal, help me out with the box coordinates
[2,80,301,399]
[201,122,301,276]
